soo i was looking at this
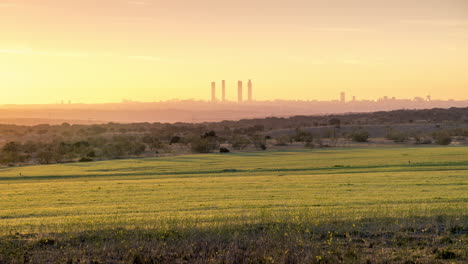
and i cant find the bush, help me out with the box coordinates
[435,249,457,259]
[305,138,315,148]
[251,135,267,150]
[433,132,452,145]
[202,131,217,139]
[2,142,22,153]
[142,134,163,150]
[231,135,250,150]
[386,130,409,143]
[37,151,57,164]
[191,138,218,153]
[79,157,93,162]
[219,147,230,153]
[170,136,181,145]
[350,130,369,142]
[294,129,313,142]
[0,152,29,164]
[329,118,341,128]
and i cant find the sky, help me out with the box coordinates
[1,0,468,104]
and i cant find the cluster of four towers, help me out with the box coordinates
[211,80,253,103]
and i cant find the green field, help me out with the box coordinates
[1,146,467,263]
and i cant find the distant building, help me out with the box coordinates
[222,80,226,102]
[238,81,243,103]
[211,82,216,102]
[427,95,432,101]
[340,92,346,103]
[352,96,356,102]
[248,80,253,102]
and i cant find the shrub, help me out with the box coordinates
[350,130,369,142]
[2,142,22,153]
[231,135,250,150]
[251,135,267,150]
[0,152,29,164]
[386,130,409,143]
[329,118,341,128]
[191,138,218,153]
[202,131,217,139]
[305,138,315,148]
[294,129,313,142]
[142,134,163,150]
[36,151,57,164]
[435,249,457,259]
[219,147,230,153]
[170,136,181,145]
[79,157,93,162]
[433,132,452,145]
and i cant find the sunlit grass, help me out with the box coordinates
[0,146,466,235]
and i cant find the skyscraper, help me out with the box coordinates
[340,92,346,103]
[238,81,243,103]
[248,80,253,102]
[222,80,226,102]
[211,82,216,102]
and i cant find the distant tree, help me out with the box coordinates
[88,125,107,135]
[169,136,181,145]
[329,118,341,128]
[142,134,163,151]
[433,132,452,145]
[219,147,230,153]
[350,130,369,142]
[294,128,313,142]
[305,137,315,148]
[2,142,22,153]
[231,135,250,150]
[386,129,409,143]
[22,141,39,154]
[37,151,56,164]
[191,138,218,153]
[251,134,267,150]
[202,131,217,139]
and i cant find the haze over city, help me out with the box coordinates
[1,0,468,105]
[2,1,468,263]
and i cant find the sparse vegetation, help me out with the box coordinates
[386,129,409,143]
[0,107,467,166]
[349,129,370,142]
[433,131,453,145]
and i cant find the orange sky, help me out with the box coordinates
[1,0,468,104]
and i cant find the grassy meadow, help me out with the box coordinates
[0,146,467,263]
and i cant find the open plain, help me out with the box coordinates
[0,147,467,263]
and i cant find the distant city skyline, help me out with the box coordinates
[14,92,465,106]
[1,94,467,125]
[1,0,468,104]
